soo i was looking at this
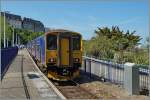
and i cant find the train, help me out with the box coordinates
[27,29,82,81]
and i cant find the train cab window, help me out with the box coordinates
[47,34,57,50]
[73,35,81,50]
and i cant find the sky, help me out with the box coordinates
[1,0,149,44]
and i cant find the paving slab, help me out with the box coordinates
[0,49,60,100]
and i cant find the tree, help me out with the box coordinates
[16,28,44,45]
[0,16,13,48]
[84,26,141,63]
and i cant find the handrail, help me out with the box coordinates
[82,56,149,75]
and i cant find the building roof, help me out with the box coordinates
[23,17,43,25]
[1,12,21,21]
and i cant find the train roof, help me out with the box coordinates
[45,29,81,35]
[31,29,81,42]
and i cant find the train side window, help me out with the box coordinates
[47,34,57,50]
[73,35,81,50]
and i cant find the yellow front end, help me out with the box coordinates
[45,31,82,81]
[46,50,82,81]
[46,49,72,81]
[46,50,59,80]
[72,36,82,79]
[46,50,57,65]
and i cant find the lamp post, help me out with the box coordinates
[3,11,10,48]
[7,38,9,47]
[3,12,6,48]
[18,36,20,46]
[12,26,15,47]
[16,33,17,46]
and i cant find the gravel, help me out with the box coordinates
[76,73,148,100]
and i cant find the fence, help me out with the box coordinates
[81,56,149,95]
[1,46,18,80]
[139,67,149,94]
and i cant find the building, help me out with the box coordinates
[22,18,34,32]
[22,17,45,32]
[34,20,45,32]
[1,12,45,32]
[1,12,22,29]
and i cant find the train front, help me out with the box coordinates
[45,31,82,81]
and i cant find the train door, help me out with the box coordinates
[60,38,70,66]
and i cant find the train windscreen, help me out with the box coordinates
[73,35,81,50]
[47,34,57,50]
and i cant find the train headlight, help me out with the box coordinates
[48,58,56,63]
[74,58,80,62]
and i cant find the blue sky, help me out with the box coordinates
[1,0,149,44]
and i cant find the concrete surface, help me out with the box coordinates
[0,49,60,100]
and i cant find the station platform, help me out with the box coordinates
[0,49,61,100]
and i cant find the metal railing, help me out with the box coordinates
[139,67,149,92]
[81,56,149,94]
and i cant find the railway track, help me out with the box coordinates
[29,52,98,99]
[53,80,98,99]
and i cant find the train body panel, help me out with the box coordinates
[34,36,45,65]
